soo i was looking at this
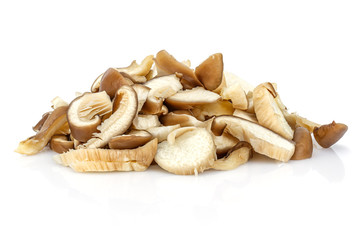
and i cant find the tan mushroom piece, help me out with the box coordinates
[141,96,164,115]
[212,116,295,162]
[98,68,134,99]
[155,127,216,175]
[51,96,68,109]
[313,121,348,148]
[195,53,223,91]
[108,130,152,149]
[147,124,181,142]
[15,106,69,155]
[192,100,234,121]
[223,71,254,94]
[253,82,294,140]
[144,74,183,98]
[291,127,313,160]
[233,109,258,123]
[132,84,150,112]
[132,114,161,130]
[54,138,158,172]
[160,112,207,128]
[50,135,74,154]
[213,132,240,157]
[154,50,203,89]
[33,112,51,132]
[221,83,248,110]
[165,87,221,110]
[67,91,112,143]
[81,85,138,149]
[213,142,253,170]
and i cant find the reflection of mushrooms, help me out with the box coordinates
[147,124,181,142]
[165,87,221,110]
[99,68,133,99]
[192,100,234,121]
[108,130,152,149]
[67,91,112,143]
[16,106,69,155]
[155,127,216,175]
[154,50,203,89]
[213,142,253,170]
[291,127,313,160]
[132,114,161,130]
[54,138,158,172]
[195,53,223,91]
[313,121,348,148]
[213,116,295,162]
[50,135,74,153]
[253,82,293,140]
[82,85,138,148]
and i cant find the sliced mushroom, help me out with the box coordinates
[195,53,223,91]
[147,124,181,142]
[213,132,240,157]
[160,112,206,127]
[141,96,164,115]
[212,116,295,162]
[98,68,134,99]
[192,100,234,121]
[313,121,348,148]
[233,109,258,123]
[67,91,112,143]
[155,127,216,175]
[82,85,138,149]
[51,96,68,109]
[108,130,152,149]
[132,114,161,130]
[50,135,74,153]
[165,87,221,110]
[144,74,183,98]
[291,127,313,160]
[54,138,158,172]
[16,106,69,155]
[33,112,51,132]
[246,91,255,113]
[221,83,248,110]
[154,50,203,89]
[213,142,253,170]
[223,71,254,94]
[132,84,150,112]
[253,82,294,140]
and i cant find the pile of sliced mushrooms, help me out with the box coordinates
[15,50,348,175]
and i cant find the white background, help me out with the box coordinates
[0,0,359,239]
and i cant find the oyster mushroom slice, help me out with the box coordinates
[144,74,183,98]
[54,138,158,172]
[147,124,181,142]
[213,116,295,162]
[223,71,254,94]
[214,132,240,157]
[221,83,248,110]
[154,50,203,89]
[195,53,223,91]
[160,112,206,128]
[192,100,234,121]
[291,127,313,160]
[233,109,258,123]
[132,84,150,112]
[99,68,134,99]
[108,130,152,149]
[51,96,68,109]
[141,96,164,115]
[15,106,69,155]
[313,121,348,148]
[165,87,221,110]
[132,114,161,130]
[33,112,51,132]
[155,127,216,175]
[213,142,253,171]
[82,85,138,149]
[253,82,294,140]
[67,91,112,143]
[50,135,74,154]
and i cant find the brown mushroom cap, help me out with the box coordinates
[313,121,348,148]
[195,53,223,91]
[99,68,133,99]
[291,127,313,160]
[50,135,74,153]
[108,130,152,149]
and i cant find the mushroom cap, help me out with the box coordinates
[108,130,152,149]
[195,53,223,91]
[99,68,133,99]
[291,127,313,160]
[313,121,348,148]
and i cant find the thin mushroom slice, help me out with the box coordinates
[195,53,223,91]
[313,121,348,148]
[15,106,69,155]
[160,112,207,128]
[291,127,313,160]
[213,142,253,170]
[33,112,51,132]
[155,127,216,175]
[221,83,248,110]
[132,84,150,112]
[67,91,112,143]
[141,96,164,115]
[233,109,258,123]
[132,114,161,130]
[223,71,254,94]
[54,138,158,172]
[99,68,134,99]
[154,50,203,89]
[50,135,74,154]
[82,85,138,149]
[213,132,240,157]
[51,96,68,109]
[213,116,295,162]
[165,87,221,110]
[147,124,181,142]
[253,82,294,140]
[109,130,152,149]
[144,74,183,98]
[192,100,234,121]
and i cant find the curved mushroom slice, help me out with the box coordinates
[192,100,234,121]
[213,142,253,170]
[98,68,134,99]
[108,130,152,149]
[51,96,68,109]
[253,82,294,140]
[313,121,348,148]
[50,135,74,154]
[291,127,313,160]
[155,127,216,175]
[141,96,164,115]
[144,74,183,98]
[15,106,69,155]
[223,71,254,94]
[214,132,240,157]
[147,124,181,142]
[132,84,150,112]
[233,109,258,123]
[82,85,138,149]
[246,91,255,113]
[132,114,161,130]
[195,53,223,91]
[212,116,295,162]
[160,112,206,127]
[33,112,51,132]
[165,87,221,110]
[154,50,203,89]
[221,83,248,110]
[67,91,112,143]
[54,138,158,172]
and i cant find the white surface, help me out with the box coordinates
[0,0,359,239]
